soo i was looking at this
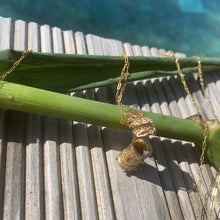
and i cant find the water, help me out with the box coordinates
[0,0,220,57]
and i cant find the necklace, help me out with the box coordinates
[162,51,220,220]
[116,54,156,172]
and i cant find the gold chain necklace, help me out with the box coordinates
[162,51,219,220]
[116,54,156,172]
[0,50,31,81]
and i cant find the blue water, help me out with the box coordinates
[1,0,220,57]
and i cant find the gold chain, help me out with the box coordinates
[210,168,220,211]
[116,54,156,136]
[0,50,32,81]
[197,122,209,220]
[116,54,130,106]
[162,51,210,220]
[194,56,220,219]
[194,56,219,121]
[116,54,156,172]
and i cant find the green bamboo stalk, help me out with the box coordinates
[0,49,220,93]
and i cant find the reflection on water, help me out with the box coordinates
[0,0,220,57]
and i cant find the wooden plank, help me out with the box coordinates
[0,110,6,220]
[28,22,40,52]
[144,79,184,219]
[26,20,44,220]
[103,36,170,219]
[63,30,76,54]
[73,119,99,220]
[40,25,53,53]
[52,27,64,53]
[74,33,99,220]
[132,45,142,56]
[74,31,87,55]
[154,77,196,219]
[56,28,81,220]
[2,18,26,220]
[41,24,63,220]
[3,111,26,220]
[141,46,151,56]
[150,47,159,57]
[86,35,140,220]
[169,71,218,218]
[58,119,81,220]
[101,37,113,55]
[86,34,103,55]
[123,42,133,56]
[14,20,26,50]
[110,39,124,55]
[0,17,9,220]
[159,77,199,218]
[0,17,13,49]
[26,114,44,220]
[79,33,116,220]
[204,73,220,118]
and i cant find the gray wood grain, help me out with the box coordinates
[0,110,6,220]
[28,22,40,52]
[2,18,26,220]
[41,24,63,220]
[3,111,26,220]
[55,26,81,220]
[0,17,13,49]
[75,31,87,55]
[25,20,45,220]
[74,33,99,220]
[63,30,76,54]
[144,79,184,219]
[0,16,8,220]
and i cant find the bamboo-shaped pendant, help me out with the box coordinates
[116,137,152,172]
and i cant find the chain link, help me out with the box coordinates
[116,54,156,138]
[161,50,212,220]
[116,54,130,106]
[0,50,32,81]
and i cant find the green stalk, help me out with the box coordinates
[0,81,203,144]
[0,49,220,93]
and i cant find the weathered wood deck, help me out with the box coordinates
[0,16,219,220]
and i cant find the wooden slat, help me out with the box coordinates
[74,34,99,220]
[25,21,45,220]
[141,46,151,56]
[144,79,185,219]
[14,20,26,50]
[132,45,142,56]
[58,119,80,220]
[52,27,64,54]
[0,17,13,49]
[28,22,40,52]
[63,30,76,54]
[3,111,26,220]
[56,27,81,220]
[73,120,99,220]
[74,31,87,55]
[82,38,116,219]
[0,109,6,220]
[3,18,26,220]
[123,42,133,56]
[93,35,170,219]
[167,59,219,218]
[0,16,9,220]
[41,24,63,220]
